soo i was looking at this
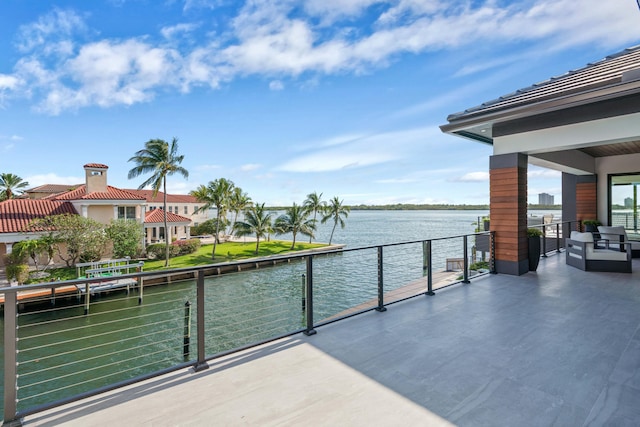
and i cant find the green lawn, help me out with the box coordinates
[137,240,327,271]
[27,240,328,283]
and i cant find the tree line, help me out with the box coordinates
[128,138,350,264]
[1,138,351,273]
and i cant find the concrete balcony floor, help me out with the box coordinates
[23,254,640,426]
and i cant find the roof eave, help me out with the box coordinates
[441,80,640,139]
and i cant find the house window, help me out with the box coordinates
[118,206,136,220]
[168,206,172,213]
[174,206,178,213]
[184,206,188,214]
[193,206,198,214]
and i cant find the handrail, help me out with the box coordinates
[2,230,508,424]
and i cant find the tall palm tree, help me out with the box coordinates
[303,191,324,243]
[229,187,252,235]
[233,203,273,254]
[128,138,188,267]
[0,173,29,200]
[190,178,235,259]
[321,196,350,245]
[274,203,315,249]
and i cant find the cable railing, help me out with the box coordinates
[526,220,582,255]
[1,231,508,423]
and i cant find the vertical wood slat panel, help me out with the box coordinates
[490,166,527,263]
[576,182,597,223]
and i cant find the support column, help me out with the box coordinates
[490,153,528,275]
[562,173,597,226]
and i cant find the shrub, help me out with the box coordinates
[6,263,30,285]
[171,239,201,255]
[527,228,543,237]
[469,261,490,271]
[146,243,180,260]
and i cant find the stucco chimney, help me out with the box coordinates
[84,163,109,194]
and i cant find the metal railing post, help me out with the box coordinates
[376,246,387,312]
[193,270,209,372]
[462,235,470,284]
[556,223,561,253]
[490,231,497,274]
[183,301,192,358]
[425,240,435,296]
[304,256,317,336]
[541,225,548,257]
[301,273,306,311]
[4,291,19,425]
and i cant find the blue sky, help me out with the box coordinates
[1,1,639,206]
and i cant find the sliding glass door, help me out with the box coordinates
[609,173,640,237]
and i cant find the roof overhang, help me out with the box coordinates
[440,79,640,145]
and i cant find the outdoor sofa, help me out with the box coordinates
[566,231,632,273]
[597,225,640,258]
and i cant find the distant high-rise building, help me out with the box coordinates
[538,193,554,205]
[624,197,633,208]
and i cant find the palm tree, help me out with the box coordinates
[303,191,325,243]
[128,138,188,267]
[190,178,235,259]
[321,196,350,245]
[274,203,316,249]
[233,203,273,254]
[229,187,252,234]
[0,173,29,200]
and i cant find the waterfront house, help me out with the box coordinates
[0,163,204,266]
[441,45,640,275]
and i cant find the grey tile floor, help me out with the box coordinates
[23,254,640,426]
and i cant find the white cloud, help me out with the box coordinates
[240,163,262,171]
[4,1,640,113]
[269,80,284,90]
[456,172,489,182]
[278,126,436,172]
[16,8,86,53]
[161,23,200,40]
[528,168,561,179]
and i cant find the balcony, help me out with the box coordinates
[15,250,640,426]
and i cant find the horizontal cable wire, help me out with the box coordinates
[19,325,185,366]
[216,301,290,320]
[19,317,182,353]
[18,298,184,330]
[19,356,176,402]
[19,344,181,391]
[19,307,184,342]
[209,305,296,331]
[19,334,183,380]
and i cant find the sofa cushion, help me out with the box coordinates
[570,231,594,243]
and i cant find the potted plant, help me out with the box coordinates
[582,219,602,233]
[527,228,543,271]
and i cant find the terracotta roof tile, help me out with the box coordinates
[144,208,191,224]
[0,199,77,233]
[125,189,198,203]
[25,184,81,194]
[84,163,109,169]
[52,185,146,201]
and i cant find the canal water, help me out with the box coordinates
[1,210,554,416]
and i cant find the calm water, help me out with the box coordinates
[1,210,557,416]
